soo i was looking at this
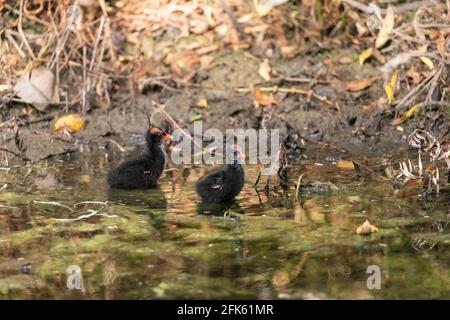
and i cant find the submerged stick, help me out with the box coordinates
[295,174,304,204]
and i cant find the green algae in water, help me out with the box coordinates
[0,154,449,299]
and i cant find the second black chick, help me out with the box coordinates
[196,144,245,203]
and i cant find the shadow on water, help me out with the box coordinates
[108,188,168,232]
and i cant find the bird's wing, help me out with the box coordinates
[201,170,226,190]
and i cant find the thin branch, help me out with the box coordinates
[18,0,36,60]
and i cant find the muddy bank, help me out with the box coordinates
[1,49,446,165]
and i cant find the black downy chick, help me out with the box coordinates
[107,127,172,189]
[196,144,245,203]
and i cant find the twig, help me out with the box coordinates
[108,138,126,152]
[151,101,204,152]
[343,0,437,14]
[234,86,333,106]
[54,209,117,222]
[0,204,20,209]
[218,0,246,40]
[18,0,36,60]
[295,174,304,204]
[33,201,74,212]
[5,31,26,59]
[0,148,30,162]
[395,70,436,111]
[352,160,390,181]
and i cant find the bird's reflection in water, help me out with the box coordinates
[107,188,168,231]
[196,201,245,219]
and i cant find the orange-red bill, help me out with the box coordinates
[162,132,173,141]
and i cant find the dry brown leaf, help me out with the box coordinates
[338,57,352,64]
[372,47,386,64]
[407,67,422,85]
[53,114,86,134]
[196,99,208,108]
[281,46,296,59]
[346,77,378,92]
[356,220,379,235]
[375,5,395,49]
[258,59,272,81]
[252,86,277,108]
[14,67,59,111]
[196,44,220,56]
[335,160,355,170]
[436,32,446,58]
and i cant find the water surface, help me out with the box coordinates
[0,149,449,299]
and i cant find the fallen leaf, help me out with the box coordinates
[401,103,423,122]
[196,99,208,108]
[189,114,203,123]
[53,114,85,134]
[281,46,296,58]
[258,59,272,81]
[14,67,59,111]
[356,219,379,235]
[419,56,434,70]
[407,67,422,85]
[436,32,446,58]
[384,69,398,104]
[346,77,378,92]
[375,5,395,48]
[79,174,91,183]
[372,47,386,64]
[359,48,373,66]
[254,0,288,17]
[252,86,277,108]
[335,160,355,170]
[338,57,352,64]
[392,103,423,125]
[0,84,12,91]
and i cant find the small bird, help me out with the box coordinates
[107,127,172,189]
[196,144,245,203]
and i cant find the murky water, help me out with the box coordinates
[0,148,449,299]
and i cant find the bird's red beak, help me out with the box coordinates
[162,132,173,142]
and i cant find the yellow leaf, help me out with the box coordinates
[419,56,434,70]
[375,5,395,48]
[356,220,379,235]
[391,103,422,125]
[401,103,423,122]
[336,160,355,170]
[384,70,398,104]
[359,48,373,66]
[53,114,86,134]
[196,99,208,108]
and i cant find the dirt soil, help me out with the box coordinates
[1,48,447,164]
